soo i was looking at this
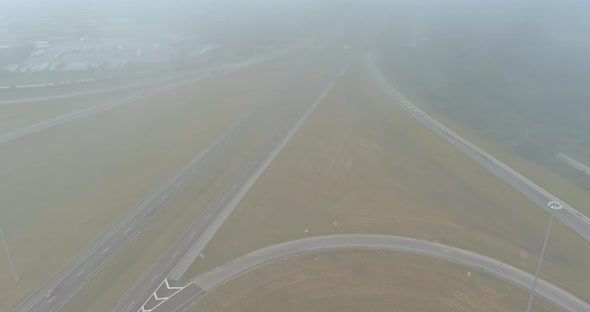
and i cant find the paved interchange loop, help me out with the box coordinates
[150,235,589,312]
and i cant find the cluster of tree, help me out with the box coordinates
[377,0,590,164]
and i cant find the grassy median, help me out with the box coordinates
[58,39,347,312]
[0,43,318,312]
[183,63,590,303]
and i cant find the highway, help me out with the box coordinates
[366,55,590,242]
[10,42,314,312]
[153,235,589,312]
[0,44,304,146]
[115,38,358,312]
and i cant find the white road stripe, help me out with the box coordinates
[76,269,86,277]
[124,227,131,234]
[102,247,110,254]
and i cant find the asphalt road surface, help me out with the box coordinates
[10,43,313,312]
[115,36,361,312]
[153,235,588,312]
[0,45,304,146]
[366,55,590,243]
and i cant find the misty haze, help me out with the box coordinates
[1,1,590,312]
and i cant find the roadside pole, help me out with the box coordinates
[0,223,20,282]
[526,201,563,312]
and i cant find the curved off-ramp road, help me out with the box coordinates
[150,235,589,312]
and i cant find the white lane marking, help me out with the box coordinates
[124,227,131,234]
[220,197,226,204]
[47,297,55,304]
[165,278,184,290]
[173,252,179,258]
[161,194,168,200]
[190,231,197,238]
[76,268,86,277]
[127,301,135,310]
[442,249,451,253]
[206,213,212,219]
[102,247,110,254]
[151,275,158,282]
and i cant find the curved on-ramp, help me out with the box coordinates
[161,235,590,312]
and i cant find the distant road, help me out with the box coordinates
[150,235,589,312]
[0,73,191,105]
[115,40,355,312]
[10,43,311,312]
[557,153,590,175]
[366,55,590,243]
[0,45,305,147]
[0,48,289,106]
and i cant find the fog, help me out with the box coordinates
[375,0,590,188]
[5,0,583,162]
[1,0,590,311]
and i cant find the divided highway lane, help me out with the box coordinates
[0,44,307,146]
[158,235,588,312]
[117,61,352,312]
[12,43,316,312]
[18,90,263,312]
[366,55,590,242]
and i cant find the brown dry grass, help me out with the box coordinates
[190,250,561,312]
[183,62,590,303]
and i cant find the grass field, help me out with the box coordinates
[183,63,590,303]
[58,38,350,312]
[189,250,560,312]
[375,55,590,218]
[0,88,140,134]
[0,44,319,312]
[59,34,360,312]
